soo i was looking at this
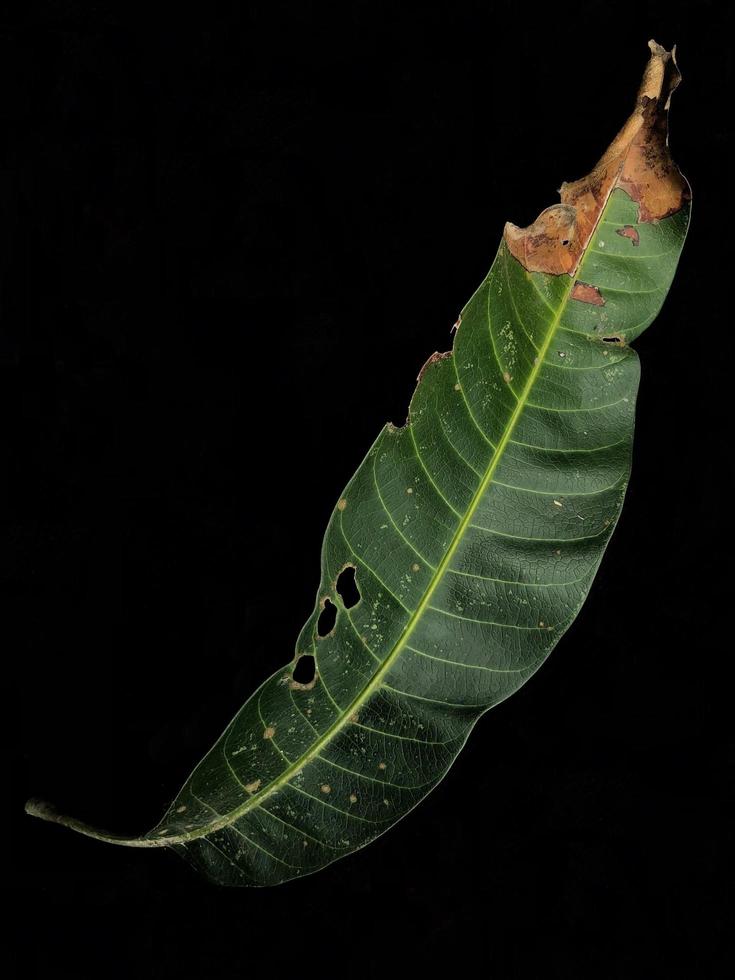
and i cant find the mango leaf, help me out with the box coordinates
[26,40,691,886]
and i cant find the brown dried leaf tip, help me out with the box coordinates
[504,41,690,275]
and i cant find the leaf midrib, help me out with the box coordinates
[24,259,576,851]
[34,188,621,848]
[149,262,577,847]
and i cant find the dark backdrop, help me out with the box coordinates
[6,2,732,977]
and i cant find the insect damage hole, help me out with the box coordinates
[317,598,337,637]
[292,654,316,685]
[336,565,360,608]
[602,335,624,345]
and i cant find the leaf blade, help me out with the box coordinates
[27,40,691,886]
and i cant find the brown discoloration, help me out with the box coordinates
[418,350,452,383]
[244,779,261,794]
[504,41,689,275]
[263,726,276,740]
[571,281,606,306]
[616,224,640,246]
[337,498,347,511]
[320,784,331,794]
[289,657,318,691]
[504,204,579,275]
[378,761,387,770]
[289,678,317,691]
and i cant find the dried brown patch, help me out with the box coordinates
[337,498,347,511]
[418,350,452,383]
[245,779,262,794]
[571,281,606,306]
[616,225,640,246]
[289,673,318,692]
[320,784,331,794]
[504,41,689,275]
[263,726,276,740]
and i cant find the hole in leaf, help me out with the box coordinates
[292,654,316,685]
[561,239,570,246]
[336,565,360,608]
[317,598,337,637]
[602,336,623,344]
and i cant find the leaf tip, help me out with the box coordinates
[504,39,690,275]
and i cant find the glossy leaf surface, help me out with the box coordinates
[27,41,691,886]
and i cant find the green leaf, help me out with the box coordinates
[26,40,691,886]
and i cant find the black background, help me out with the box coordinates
[6,2,732,977]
